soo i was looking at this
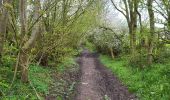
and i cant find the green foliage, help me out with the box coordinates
[33,0,101,67]
[85,41,96,52]
[128,51,147,68]
[56,57,78,73]
[0,54,79,99]
[2,55,16,67]
[52,47,77,63]
[0,55,16,98]
[0,62,52,99]
[4,2,13,10]
[104,95,110,100]
[154,45,170,63]
[2,43,18,67]
[29,64,52,95]
[100,55,170,100]
[49,55,80,99]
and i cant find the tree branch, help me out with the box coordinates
[110,0,127,19]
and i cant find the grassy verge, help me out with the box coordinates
[0,48,81,99]
[0,64,52,99]
[100,55,170,100]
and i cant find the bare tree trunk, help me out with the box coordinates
[129,25,136,55]
[129,27,135,54]
[19,0,27,39]
[147,0,155,65]
[128,0,138,56]
[20,49,29,82]
[0,0,2,7]
[165,1,170,30]
[19,0,41,82]
[0,0,11,63]
[19,0,28,82]
[168,15,170,30]
[110,48,114,59]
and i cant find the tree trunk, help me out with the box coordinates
[110,0,139,55]
[166,1,170,30]
[110,48,114,59]
[20,49,29,82]
[147,0,155,65]
[127,0,138,55]
[19,0,41,83]
[129,25,136,55]
[0,0,2,7]
[168,15,170,30]
[0,0,11,63]
[19,0,27,39]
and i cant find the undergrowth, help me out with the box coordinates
[85,41,96,52]
[0,64,52,99]
[56,57,78,73]
[0,48,81,99]
[49,55,80,99]
[100,55,170,100]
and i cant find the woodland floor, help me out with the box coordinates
[75,50,137,100]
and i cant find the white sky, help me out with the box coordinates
[104,0,165,29]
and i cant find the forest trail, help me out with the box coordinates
[76,50,136,100]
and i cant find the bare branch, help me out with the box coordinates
[110,0,127,19]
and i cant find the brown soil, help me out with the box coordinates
[75,50,137,100]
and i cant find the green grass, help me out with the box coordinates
[85,41,96,52]
[29,64,52,95]
[0,64,52,99]
[0,47,80,99]
[56,56,78,73]
[100,55,170,100]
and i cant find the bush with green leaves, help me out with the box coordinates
[154,45,170,63]
[128,51,148,68]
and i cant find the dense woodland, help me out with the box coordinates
[0,0,170,99]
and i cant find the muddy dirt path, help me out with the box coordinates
[76,50,136,100]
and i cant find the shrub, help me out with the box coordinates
[128,52,147,68]
[154,48,170,63]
